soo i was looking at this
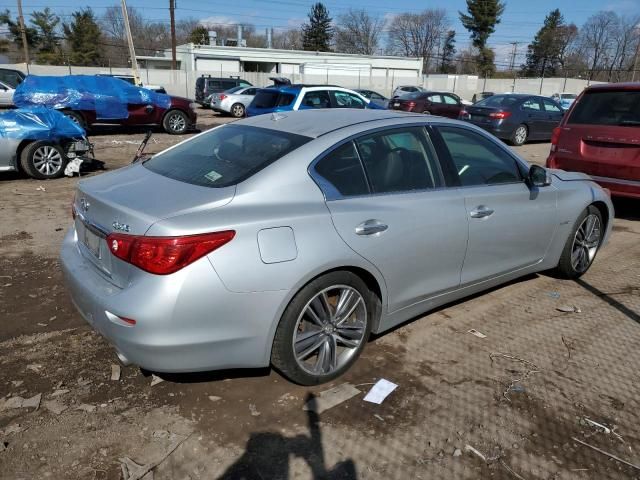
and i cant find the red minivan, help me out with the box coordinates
[546,83,640,199]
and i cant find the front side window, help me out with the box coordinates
[355,127,441,194]
[301,91,331,108]
[443,95,459,105]
[522,98,542,111]
[438,126,522,187]
[427,94,443,103]
[145,125,311,188]
[542,99,562,112]
[313,142,369,197]
[332,91,366,109]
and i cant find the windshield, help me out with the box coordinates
[475,95,521,108]
[568,90,640,126]
[144,125,311,187]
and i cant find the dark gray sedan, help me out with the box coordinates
[460,94,564,146]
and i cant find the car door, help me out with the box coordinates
[238,87,257,106]
[312,126,469,313]
[442,94,463,119]
[541,98,564,137]
[425,94,445,115]
[521,97,546,139]
[435,125,557,284]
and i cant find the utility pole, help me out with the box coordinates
[169,0,177,70]
[16,0,30,72]
[509,42,518,72]
[121,0,140,85]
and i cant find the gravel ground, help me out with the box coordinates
[1,109,639,480]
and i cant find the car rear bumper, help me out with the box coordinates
[60,226,286,373]
[463,119,513,139]
[588,175,640,199]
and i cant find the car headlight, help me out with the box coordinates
[189,102,198,110]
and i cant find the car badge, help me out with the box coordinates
[112,221,130,233]
[79,198,90,212]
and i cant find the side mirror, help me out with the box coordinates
[528,164,552,187]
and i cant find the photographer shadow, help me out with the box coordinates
[218,393,357,480]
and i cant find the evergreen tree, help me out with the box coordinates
[459,0,505,76]
[0,10,40,50]
[302,3,333,52]
[63,9,104,66]
[31,8,62,64]
[522,9,566,77]
[439,30,457,73]
[189,25,209,45]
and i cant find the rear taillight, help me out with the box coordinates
[219,94,227,101]
[459,109,469,119]
[489,111,511,119]
[106,231,235,275]
[550,127,561,152]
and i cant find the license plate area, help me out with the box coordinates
[83,226,102,258]
[393,102,400,107]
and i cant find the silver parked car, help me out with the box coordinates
[61,109,613,385]
[210,86,258,117]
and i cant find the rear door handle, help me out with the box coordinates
[355,219,388,235]
[470,205,494,218]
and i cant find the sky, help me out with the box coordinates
[1,0,639,66]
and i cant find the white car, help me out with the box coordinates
[210,86,259,118]
[0,81,15,107]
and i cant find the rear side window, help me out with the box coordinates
[568,90,640,126]
[355,127,441,193]
[522,98,542,111]
[144,125,311,188]
[301,91,331,108]
[314,142,369,197]
[438,126,522,186]
[277,93,295,106]
[221,80,237,89]
[332,91,366,109]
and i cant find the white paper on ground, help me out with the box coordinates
[363,379,398,404]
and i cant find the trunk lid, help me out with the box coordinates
[73,163,235,287]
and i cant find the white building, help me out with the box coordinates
[137,44,423,81]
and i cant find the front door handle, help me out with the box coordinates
[355,219,388,235]
[470,205,494,218]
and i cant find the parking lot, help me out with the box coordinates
[1,109,639,480]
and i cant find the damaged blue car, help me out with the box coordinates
[0,106,91,179]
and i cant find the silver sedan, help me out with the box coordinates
[61,109,613,385]
[210,86,258,117]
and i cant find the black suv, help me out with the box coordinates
[0,68,26,88]
[195,76,252,106]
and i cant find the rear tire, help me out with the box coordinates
[510,124,528,146]
[62,110,86,129]
[20,141,67,180]
[271,271,374,385]
[162,109,189,135]
[422,110,431,115]
[230,103,245,118]
[554,205,603,279]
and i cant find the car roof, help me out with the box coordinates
[238,109,456,138]
[585,82,640,92]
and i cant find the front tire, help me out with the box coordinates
[271,271,374,385]
[230,103,245,118]
[555,205,603,279]
[510,124,528,146]
[162,109,189,135]
[20,141,67,179]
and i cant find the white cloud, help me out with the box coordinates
[199,16,235,27]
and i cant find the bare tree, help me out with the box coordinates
[334,9,384,55]
[611,15,640,81]
[580,11,617,79]
[272,28,303,50]
[386,9,448,72]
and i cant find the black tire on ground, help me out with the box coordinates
[162,109,189,135]
[20,141,67,180]
[62,110,86,129]
[230,103,245,118]
[509,124,528,146]
[271,271,376,385]
[554,205,604,279]
[422,110,431,115]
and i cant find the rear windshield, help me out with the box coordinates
[253,90,295,108]
[568,90,640,127]
[406,92,427,100]
[144,125,311,188]
[224,86,244,94]
[475,95,521,108]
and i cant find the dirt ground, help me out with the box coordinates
[1,109,639,480]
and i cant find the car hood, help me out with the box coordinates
[549,169,592,182]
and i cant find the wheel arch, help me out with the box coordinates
[15,139,34,172]
[590,200,610,231]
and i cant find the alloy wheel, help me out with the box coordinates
[571,214,601,273]
[292,285,367,376]
[168,113,186,132]
[232,104,244,117]
[32,145,63,176]
[514,126,527,144]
